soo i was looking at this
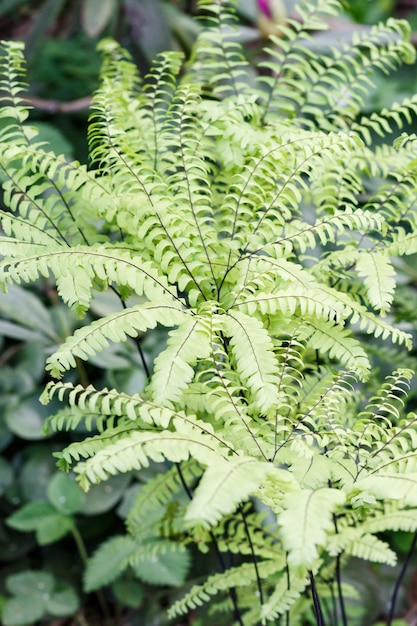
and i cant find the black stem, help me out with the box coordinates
[335,555,347,626]
[285,558,290,626]
[387,530,417,625]
[238,504,264,607]
[175,464,244,626]
[114,290,151,378]
[309,571,326,626]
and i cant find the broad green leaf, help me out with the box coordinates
[19,445,57,501]
[7,500,75,544]
[36,514,74,545]
[78,473,131,515]
[7,501,57,532]
[47,473,85,515]
[6,570,54,596]
[84,535,135,591]
[0,285,57,340]
[2,593,44,626]
[5,395,51,440]
[44,585,80,617]
[111,578,144,608]
[132,542,190,587]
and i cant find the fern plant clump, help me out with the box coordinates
[2,0,417,623]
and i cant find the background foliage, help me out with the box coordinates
[2,1,417,626]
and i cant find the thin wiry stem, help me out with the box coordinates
[309,571,326,626]
[387,530,417,626]
[175,463,245,626]
[238,504,264,608]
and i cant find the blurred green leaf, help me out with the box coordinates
[44,584,80,617]
[19,445,58,501]
[7,500,58,532]
[5,395,51,440]
[1,593,44,626]
[133,542,190,587]
[0,321,49,344]
[6,570,54,596]
[47,473,85,516]
[35,122,74,157]
[82,0,117,37]
[125,0,173,61]
[0,0,28,18]
[78,473,131,515]
[111,576,144,608]
[0,286,58,341]
[36,514,74,545]
[0,457,13,496]
[84,535,134,591]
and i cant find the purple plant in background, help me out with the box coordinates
[257,0,273,19]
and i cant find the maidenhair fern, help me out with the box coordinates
[2,0,417,623]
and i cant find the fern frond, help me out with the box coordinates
[46,302,187,378]
[223,310,280,412]
[258,0,342,122]
[186,0,250,100]
[185,458,295,528]
[149,314,218,407]
[279,488,345,567]
[72,419,233,490]
[168,559,279,618]
[0,40,33,144]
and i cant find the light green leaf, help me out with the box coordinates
[280,488,345,567]
[185,457,277,528]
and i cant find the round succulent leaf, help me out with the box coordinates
[6,570,54,596]
[2,593,44,626]
[47,473,85,515]
[44,584,79,617]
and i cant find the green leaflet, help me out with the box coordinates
[280,488,346,568]
[184,457,296,528]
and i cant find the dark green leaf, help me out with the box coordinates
[111,577,144,608]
